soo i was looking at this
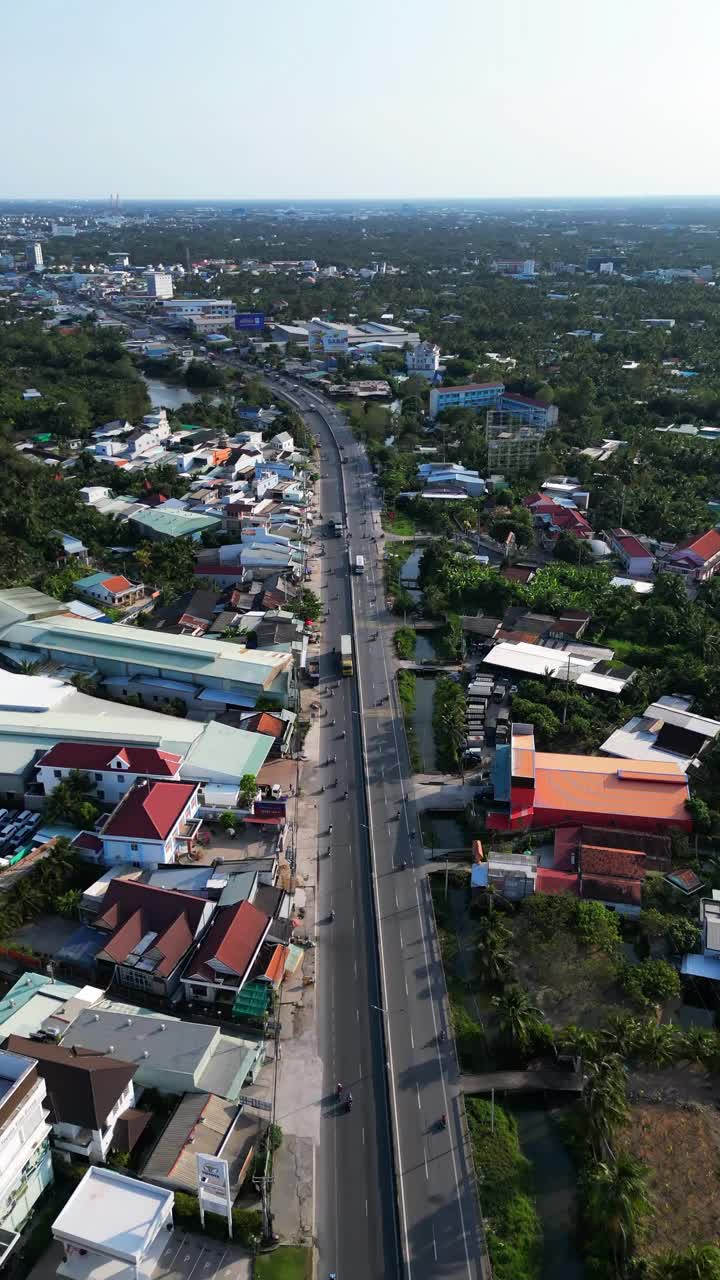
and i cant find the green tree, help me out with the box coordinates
[580,1052,629,1159]
[477,919,515,987]
[491,984,545,1053]
[239,774,258,808]
[588,1153,650,1277]
[621,958,681,1009]
[45,769,99,827]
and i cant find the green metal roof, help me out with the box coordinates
[232,981,271,1019]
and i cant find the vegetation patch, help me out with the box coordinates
[393,625,417,659]
[465,1098,542,1280]
[620,1103,720,1262]
[432,675,466,773]
[255,1247,313,1280]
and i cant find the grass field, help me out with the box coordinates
[383,510,416,536]
[255,1246,312,1280]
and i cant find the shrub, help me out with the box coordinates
[466,1098,541,1280]
[621,957,681,1008]
[393,626,416,659]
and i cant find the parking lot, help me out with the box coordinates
[28,1234,252,1280]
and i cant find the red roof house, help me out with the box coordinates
[100,779,201,868]
[94,879,214,998]
[663,529,720,582]
[181,900,271,1009]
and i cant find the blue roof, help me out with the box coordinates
[491,745,511,802]
[682,953,720,981]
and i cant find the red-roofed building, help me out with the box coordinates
[181,901,271,1010]
[524,494,592,539]
[74,570,146,608]
[100,779,202,868]
[37,742,183,809]
[487,724,691,834]
[662,529,720,583]
[607,529,655,578]
[94,878,214,999]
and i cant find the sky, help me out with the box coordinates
[4,0,720,200]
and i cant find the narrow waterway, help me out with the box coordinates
[143,375,205,410]
[400,547,424,603]
[411,674,437,771]
[512,1104,585,1280]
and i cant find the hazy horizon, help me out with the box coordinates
[4,0,719,201]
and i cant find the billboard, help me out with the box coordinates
[197,1154,230,1198]
[235,311,265,332]
[254,800,287,820]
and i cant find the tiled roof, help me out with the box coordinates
[675,529,720,564]
[96,879,209,977]
[103,780,198,841]
[502,392,549,407]
[581,875,642,906]
[186,900,270,983]
[535,869,579,895]
[244,712,284,739]
[101,575,135,594]
[580,844,646,880]
[39,742,182,777]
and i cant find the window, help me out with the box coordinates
[53,770,61,779]
[130,842,138,852]
[94,773,102,782]
[117,775,125,786]
[97,790,104,800]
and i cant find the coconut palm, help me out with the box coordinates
[476,919,514,988]
[581,1053,629,1158]
[491,983,544,1052]
[590,1153,650,1277]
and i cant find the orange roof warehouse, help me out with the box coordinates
[487,724,691,833]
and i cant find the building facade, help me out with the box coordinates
[144,271,174,299]
[405,341,440,379]
[0,1050,53,1254]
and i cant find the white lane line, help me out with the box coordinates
[410,1025,414,1049]
[416,1084,421,1111]
[354,959,358,977]
[404,976,408,997]
[432,1227,438,1260]
[424,1149,429,1182]
[394,892,399,909]
[362,1126,366,1146]
[356,1008,360,1023]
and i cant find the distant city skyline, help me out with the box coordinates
[4,0,719,201]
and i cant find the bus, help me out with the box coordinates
[340,634,353,676]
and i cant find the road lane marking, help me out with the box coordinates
[416,1084,421,1110]
[410,1025,414,1049]
[424,1150,429,1181]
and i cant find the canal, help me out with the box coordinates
[143,375,221,411]
[512,1103,585,1280]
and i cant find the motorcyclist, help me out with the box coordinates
[336,1082,343,1096]
[329,824,333,834]
[440,1113,447,1129]
[330,908,335,921]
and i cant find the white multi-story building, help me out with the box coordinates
[144,270,174,300]
[0,1050,54,1260]
[405,341,440,380]
[25,241,43,271]
[162,298,234,329]
[36,741,184,807]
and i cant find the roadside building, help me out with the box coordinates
[99,780,203,869]
[142,1092,260,1197]
[487,723,691,833]
[429,382,504,419]
[144,270,173,299]
[405,341,440,379]
[63,1008,263,1097]
[0,1049,53,1260]
[180,900,271,1011]
[52,1167,174,1280]
[5,1037,148,1165]
[91,878,214,998]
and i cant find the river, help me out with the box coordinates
[400,547,424,603]
[143,375,220,411]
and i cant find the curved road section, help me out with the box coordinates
[283,382,488,1280]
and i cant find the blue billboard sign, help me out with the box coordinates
[234,311,265,332]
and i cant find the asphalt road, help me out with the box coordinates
[291,386,488,1280]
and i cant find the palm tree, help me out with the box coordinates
[491,983,544,1052]
[636,1020,681,1068]
[558,1024,599,1061]
[16,658,43,675]
[590,1153,650,1277]
[581,1052,629,1158]
[477,920,514,987]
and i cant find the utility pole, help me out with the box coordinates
[562,652,572,725]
